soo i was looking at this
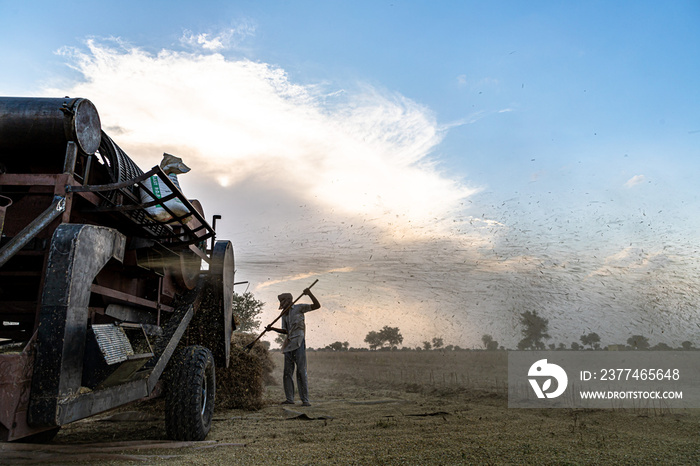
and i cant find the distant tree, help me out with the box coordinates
[681,341,695,351]
[453,346,462,351]
[275,333,286,349]
[652,342,672,351]
[423,341,432,351]
[557,343,566,351]
[445,345,454,351]
[232,292,265,332]
[481,334,499,351]
[342,341,349,351]
[580,332,601,349]
[570,342,581,351]
[432,337,444,349]
[579,334,589,347]
[378,326,404,348]
[364,331,383,350]
[548,343,556,350]
[517,310,550,350]
[627,335,650,350]
[260,341,271,350]
[327,341,346,351]
[364,327,403,350]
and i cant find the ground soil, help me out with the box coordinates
[3,351,698,465]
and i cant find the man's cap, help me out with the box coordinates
[278,293,293,309]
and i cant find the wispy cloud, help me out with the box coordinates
[180,22,256,51]
[590,247,670,276]
[257,267,354,290]
[456,75,499,89]
[624,174,646,188]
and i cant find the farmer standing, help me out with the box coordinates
[267,287,321,406]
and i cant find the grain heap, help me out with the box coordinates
[216,332,275,410]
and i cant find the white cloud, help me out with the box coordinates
[180,23,256,51]
[52,40,477,238]
[46,39,493,346]
[624,174,646,188]
[182,32,225,51]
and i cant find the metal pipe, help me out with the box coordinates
[0,194,11,238]
[0,196,65,268]
[211,215,221,251]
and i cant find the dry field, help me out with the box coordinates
[4,350,699,465]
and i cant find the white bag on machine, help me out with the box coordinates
[141,153,192,224]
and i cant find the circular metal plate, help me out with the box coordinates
[72,98,102,155]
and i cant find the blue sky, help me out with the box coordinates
[2,1,699,348]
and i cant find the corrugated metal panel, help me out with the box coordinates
[91,324,134,365]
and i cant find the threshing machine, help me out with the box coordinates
[0,97,236,442]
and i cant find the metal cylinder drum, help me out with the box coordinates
[0,97,102,155]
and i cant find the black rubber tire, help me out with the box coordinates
[165,345,216,441]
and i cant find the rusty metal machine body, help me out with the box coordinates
[0,97,235,442]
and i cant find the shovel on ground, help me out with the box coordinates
[245,279,318,351]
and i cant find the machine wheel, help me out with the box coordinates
[165,345,216,441]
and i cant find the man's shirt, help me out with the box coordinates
[281,303,314,352]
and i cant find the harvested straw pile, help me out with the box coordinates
[216,332,275,410]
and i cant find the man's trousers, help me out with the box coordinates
[283,340,309,403]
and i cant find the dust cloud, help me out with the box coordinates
[48,39,700,349]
